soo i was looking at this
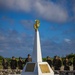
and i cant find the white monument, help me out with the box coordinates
[21,20,54,75]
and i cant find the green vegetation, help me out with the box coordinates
[0,56,4,69]
[0,55,4,60]
[0,53,75,69]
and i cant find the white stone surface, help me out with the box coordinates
[21,62,54,75]
[32,30,42,63]
[21,29,54,75]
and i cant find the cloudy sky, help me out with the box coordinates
[0,0,75,58]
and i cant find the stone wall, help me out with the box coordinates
[0,69,22,75]
[0,66,74,75]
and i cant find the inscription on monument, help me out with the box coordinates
[25,63,35,72]
[39,64,50,73]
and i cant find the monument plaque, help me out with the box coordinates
[25,63,35,72]
[39,64,50,73]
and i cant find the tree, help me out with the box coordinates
[0,55,4,60]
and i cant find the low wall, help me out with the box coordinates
[54,70,75,75]
[0,69,75,75]
[0,69,22,75]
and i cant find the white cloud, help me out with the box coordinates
[0,29,75,57]
[41,38,75,57]
[0,50,4,52]
[0,29,34,57]
[64,38,71,43]
[20,20,34,30]
[0,0,68,22]
[0,0,33,12]
[34,1,68,22]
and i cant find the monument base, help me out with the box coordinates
[21,62,54,75]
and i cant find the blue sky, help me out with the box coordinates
[0,0,75,58]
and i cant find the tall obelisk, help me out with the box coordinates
[21,20,54,75]
[32,20,42,63]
